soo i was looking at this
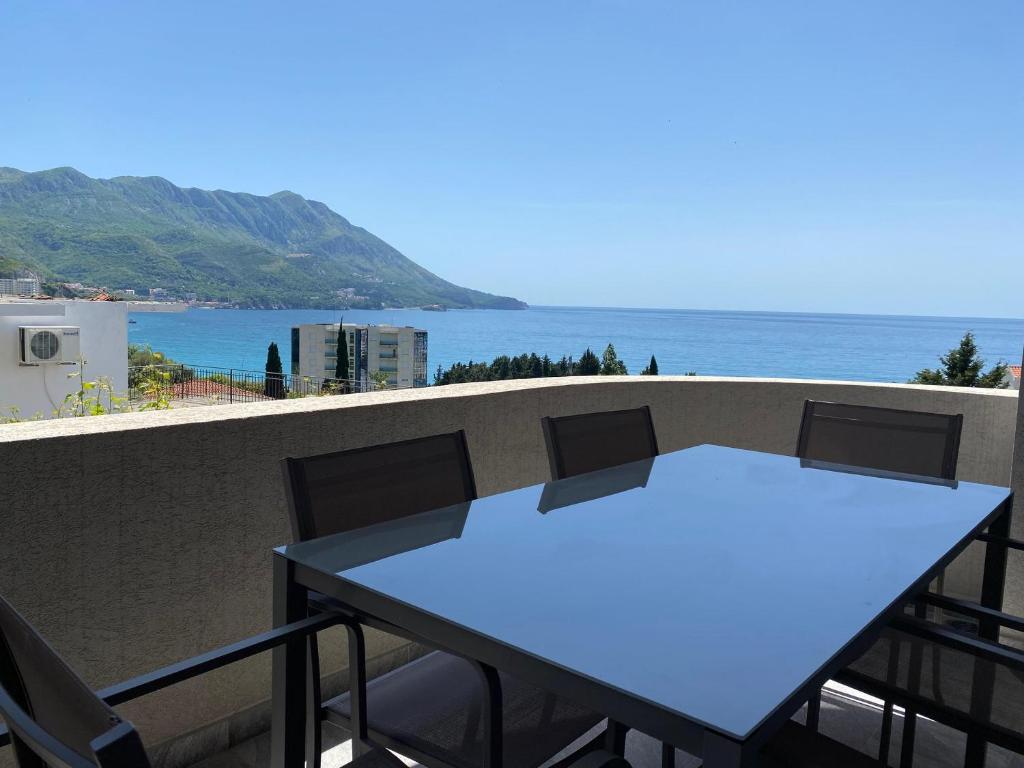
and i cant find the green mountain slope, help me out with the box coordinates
[0,166,526,309]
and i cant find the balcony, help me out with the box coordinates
[1,376,1021,768]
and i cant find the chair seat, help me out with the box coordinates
[324,650,604,768]
[760,721,879,768]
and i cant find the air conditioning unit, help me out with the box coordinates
[19,326,81,365]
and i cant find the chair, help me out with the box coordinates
[0,592,373,768]
[282,431,607,768]
[796,400,963,480]
[0,593,632,768]
[761,615,1024,767]
[792,401,1024,765]
[541,406,659,480]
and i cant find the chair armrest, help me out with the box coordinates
[2,613,347,750]
[99,612,346,706]
[915,592,1024,633]
[976,532,1024,551]
[891,614,1024,670]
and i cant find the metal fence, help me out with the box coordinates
[128,364,374,407]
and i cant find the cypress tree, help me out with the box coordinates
[264,342,285,399]
[335,321,350,392]
[641,355,659,375]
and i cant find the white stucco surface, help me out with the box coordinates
[0,300,128,419]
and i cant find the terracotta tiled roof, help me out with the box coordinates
[169,381,272,399]
[1010,365,1021,379]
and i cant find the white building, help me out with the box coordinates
[0,299,128,419]
[291,323,428,389]
[0,276,42,296]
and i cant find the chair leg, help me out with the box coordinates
[805,692,821,732]
[878,701,893,766]
[474,662,503,768]
[345,623,369,757]
[899,712,916,768]
[307,635,323,768]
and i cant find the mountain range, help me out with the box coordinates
[0,166,525,309]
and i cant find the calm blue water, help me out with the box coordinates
[128,307,1024,384]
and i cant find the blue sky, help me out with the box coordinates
[1,1,1021,316]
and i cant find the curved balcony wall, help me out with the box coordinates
[0,377,1019,765]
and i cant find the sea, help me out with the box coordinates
[127,306,1024,384]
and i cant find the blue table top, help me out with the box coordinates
[278,444,1010,740]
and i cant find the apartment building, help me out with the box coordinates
[290,322,428,389]
[0,276,42,296]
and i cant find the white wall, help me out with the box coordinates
[0,300,128,419]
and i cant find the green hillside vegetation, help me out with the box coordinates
[0,166,525,309]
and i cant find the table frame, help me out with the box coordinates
[270,483,1013,768]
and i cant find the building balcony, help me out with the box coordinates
[1,376,1021,768]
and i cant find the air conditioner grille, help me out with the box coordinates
[29,330,60,361]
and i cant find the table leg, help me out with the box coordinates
[271,555,310,768]
[604,720,627,756]
[703,732,756,767]
[661,741,675,768]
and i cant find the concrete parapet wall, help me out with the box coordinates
[0,377,1017,763]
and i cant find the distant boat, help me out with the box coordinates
[421,304,447,312]
[129,319,137,324]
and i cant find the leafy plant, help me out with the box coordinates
[1,407,43,423]
[136,370,173,411]
[55,360,130,417]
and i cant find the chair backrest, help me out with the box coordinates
[282,430,478,541]
[0,596,150,768]
[796,400,963,480]
[541,406,659,480]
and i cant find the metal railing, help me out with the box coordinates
[128,364,375,407]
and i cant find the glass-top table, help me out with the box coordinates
[270,444,1012,767]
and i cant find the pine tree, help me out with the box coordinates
[335,322,350,392]
[264,342,285,399]
[600,343,628,375]
[575,348,601,375]
[641,355,659,375]
[911,332,1009,388]
[529,353,543,378]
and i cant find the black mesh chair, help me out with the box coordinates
[796,400,963,480]
[0,593,631,768]
[842,618,1024,766]
[0,593,378,768]
[791,401,1024,765]
[282,431,607,768]
[541,407,659,480]
[758,616,1024,768]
